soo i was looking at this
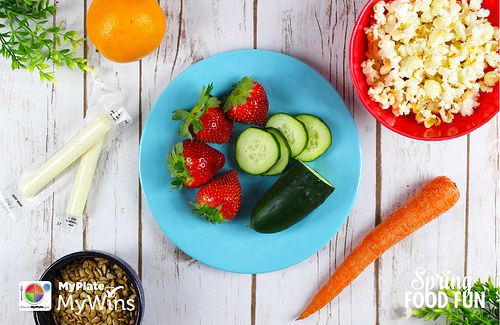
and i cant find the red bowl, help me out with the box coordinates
[350,0,499,140]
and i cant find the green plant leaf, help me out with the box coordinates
[412,278,499,324]
[0,0,92,83]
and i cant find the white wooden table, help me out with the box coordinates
[1,1,498,324]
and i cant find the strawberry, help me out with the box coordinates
[191,169,242,224]
[167,139,225,190]
[173,84,233,144]
[223,76,269,126]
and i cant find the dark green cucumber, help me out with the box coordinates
[251,161,334,233]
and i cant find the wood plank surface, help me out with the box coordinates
[377,134,467,324]
[0,0,498,324]
[0,61,53,324]
[48,0,85,267]
[467,117,499,283]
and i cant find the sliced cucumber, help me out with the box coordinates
[265,113,308,158]
[236,128,280,175]
[262,128,291,176]
[295,114,332,162]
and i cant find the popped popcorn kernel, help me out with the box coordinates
[424,80,442,99]
[484,70,499,86]
[362,0,500,127]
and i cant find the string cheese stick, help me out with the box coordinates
[66,138,104,217]
[19,115,112,198]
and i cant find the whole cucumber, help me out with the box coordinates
[251,161,334,233]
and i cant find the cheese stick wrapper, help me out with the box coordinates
[0,87,133,224]
[59,139,105,233]
[66,138,105,217]
[19,115,111,198]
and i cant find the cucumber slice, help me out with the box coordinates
[295,114,332,162]
[265,113,308,158]
[262,128,291,176]
[236,127,280,175]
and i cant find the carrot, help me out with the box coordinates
[297,176,460,320]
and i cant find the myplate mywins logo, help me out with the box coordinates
[19,281,52,311]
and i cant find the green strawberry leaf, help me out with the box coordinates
[171,178,184,186]
[191,119,204,134]
[207,96,221,109]
[178,120,192,138]
[189,201,226,224]
[174,161,185,172]
[172,109,190,120]
[223,76,255,112]
[198,83,214,102]
[166,142,190,190]
[166,155,175,173]
[172,83,221,136]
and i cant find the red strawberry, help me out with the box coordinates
[223,77,269,126]
[173,84,233,144]
[167,139,225,190]
[191,169,241,224]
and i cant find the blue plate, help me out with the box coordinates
[139,49,362,274]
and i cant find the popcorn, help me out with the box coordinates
[361,59,380,85]
[362,0,500,127]
[424,80,442,99]
[484,70,500,86]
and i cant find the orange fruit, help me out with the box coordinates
[86,0,166,63]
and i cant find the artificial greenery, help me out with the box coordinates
[0,0,90,82]
[412,277,499,324]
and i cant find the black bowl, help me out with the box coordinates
[34,250,145,325]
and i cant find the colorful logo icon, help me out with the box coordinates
[24,283,45,304]
[19,281,52,311]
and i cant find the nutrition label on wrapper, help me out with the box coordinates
[0,183,26,220]
[58,216,78,228]
[0,106,134,231]
[109,107,133,134]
